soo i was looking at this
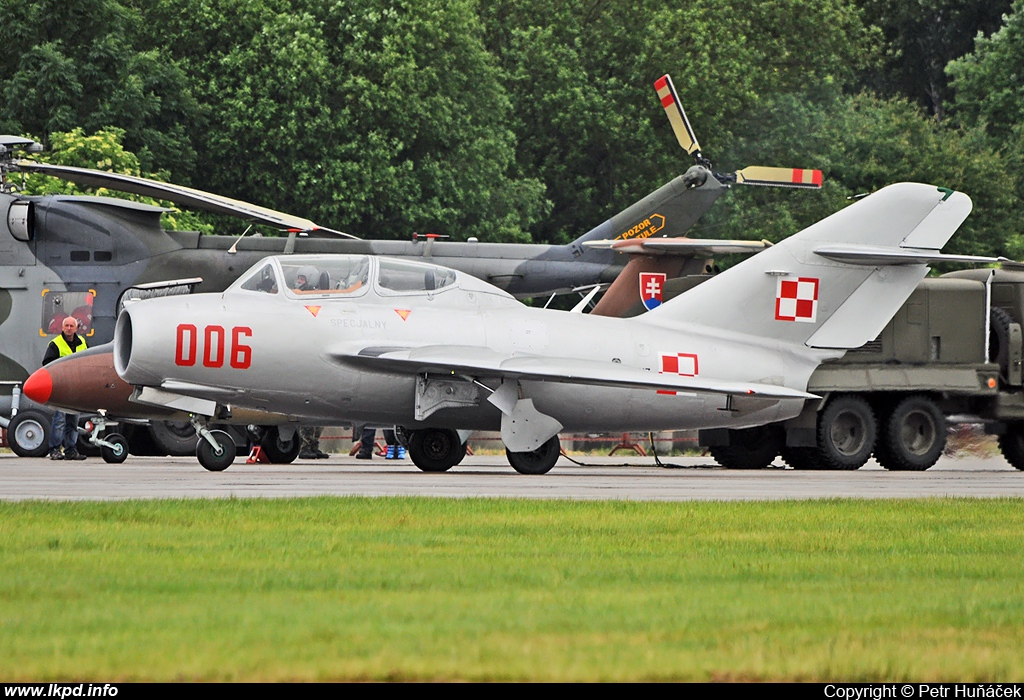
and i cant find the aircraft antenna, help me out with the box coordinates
[228,224,254,254]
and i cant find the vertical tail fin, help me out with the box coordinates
[639,183,974,349]
[568,171,727,259]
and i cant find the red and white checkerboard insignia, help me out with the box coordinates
[775,276,819,323]
[658,352,698,395]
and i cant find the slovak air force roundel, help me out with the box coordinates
[640,272,667,311]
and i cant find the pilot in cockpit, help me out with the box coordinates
[294,265,319,292]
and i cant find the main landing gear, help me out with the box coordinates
[406,428,466,472]
[403,428,562,475]
[506,436,561,475]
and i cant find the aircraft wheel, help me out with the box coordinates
[998,422,1024,471]
[875,395,945,471]
[260,426,301,464]
[709,425,782,469]
[507,435,561,475]
[196,430,236,472]
[781,446,821,470]
[100,434,130,464]
[149,420,199,456]
[408,428,462,472]
[8,410,51,458]
[815,395,876,470]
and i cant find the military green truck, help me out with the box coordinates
[698,267,1024,471]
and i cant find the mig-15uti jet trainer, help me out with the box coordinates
[24,182,979,474]
[1,72,823,457]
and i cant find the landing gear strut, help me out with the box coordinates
[81,415,130,464]
[192,417,236,471]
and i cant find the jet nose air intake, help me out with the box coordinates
[114,311,133,378]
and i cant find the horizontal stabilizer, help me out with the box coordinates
[583,237,769,256]
[814,244,1006,266]
[331,345,816,400]
[16,161,358,238]
[735,166,822,189]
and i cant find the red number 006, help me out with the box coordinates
[175,324,252,369]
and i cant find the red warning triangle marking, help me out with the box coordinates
[395,309,411,321]
[305,305,321,317]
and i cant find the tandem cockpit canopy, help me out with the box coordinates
[230,254,494,300]
[235,255,371,296]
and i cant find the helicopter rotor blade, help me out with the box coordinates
[654,74,824,190]
[733,166,823,189]
[14,161,359,238]
[653,74,702,159]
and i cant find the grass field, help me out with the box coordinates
[1,497,1022,681]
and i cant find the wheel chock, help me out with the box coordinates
[246,445,271,464]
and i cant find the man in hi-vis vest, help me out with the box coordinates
[42,316,88,460]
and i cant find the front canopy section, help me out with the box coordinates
[231,255,372,297]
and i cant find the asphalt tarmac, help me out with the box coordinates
[2,451,1023,501]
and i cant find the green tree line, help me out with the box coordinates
[1,0,1021,256]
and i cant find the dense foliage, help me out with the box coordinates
[1,0,1021,253]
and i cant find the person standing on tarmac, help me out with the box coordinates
[299,426,329,459]
[357,427,404,460]
[42,316,88,460]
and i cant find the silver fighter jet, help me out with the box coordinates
[30,182,976,473]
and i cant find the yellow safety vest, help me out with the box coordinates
[52,334,87,357]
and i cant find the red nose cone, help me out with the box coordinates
[23,368,53,404]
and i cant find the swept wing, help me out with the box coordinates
[330,345,815,400]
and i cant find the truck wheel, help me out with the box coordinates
[709,425,782,469]
[990,307,1014,380]
[815,395,876,470]
[8,410,51,458]
[998,422,1024,470]
[875,395,946,471]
